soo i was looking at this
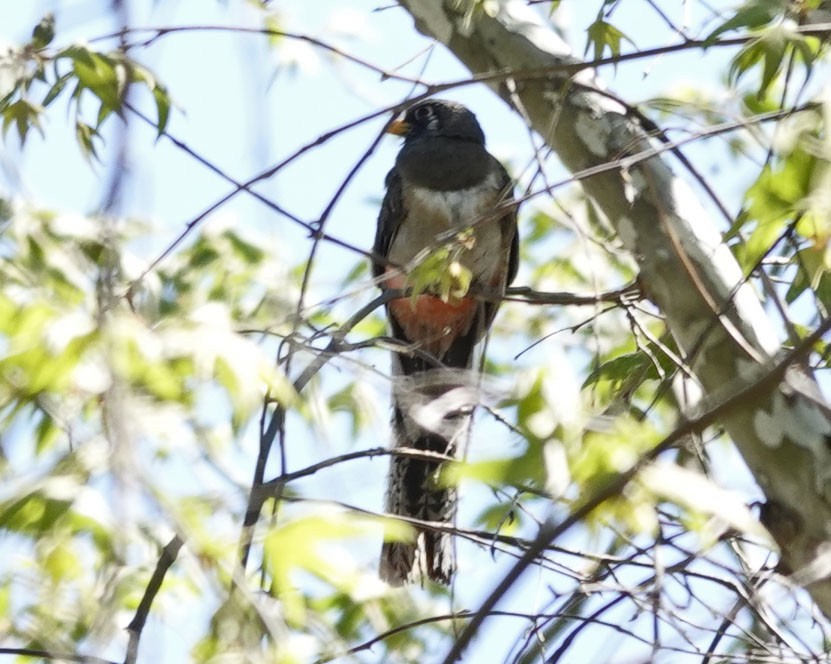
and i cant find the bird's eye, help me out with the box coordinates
[413,105,433,123]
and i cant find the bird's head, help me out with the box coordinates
[388,100,485,145]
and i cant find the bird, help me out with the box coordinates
[373,99,519,585]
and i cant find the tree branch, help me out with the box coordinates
[124,535,184,664]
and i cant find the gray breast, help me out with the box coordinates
[388,169,506,284]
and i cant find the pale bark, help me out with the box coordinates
[398,0,831,617]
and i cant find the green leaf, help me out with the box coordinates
[31,13,56,50]
[407,233,474,304]
[476,502,521,533]
[571,416,660,488]
[737,146,817,267]
[705,0,781,43]
[639,462,770,541]
[132,62,171,136]
[585,18,633,61]
[327,384,370,437]
[224,230,265,264]
[189,241,220,268]
[34,410,60,454]
[787,246,831,307]
[152,84,170,136]
[42,537,82,583]
[0,484,77,535]
[74,120,100,161]
[264,13,285,47]
[263,512,383,624]
[69,47,124,122]
[728,23,812,98]
[42,72,72,107]
[2,98,43,143]
[339,260,368,288]
[583,352,652,389]
[451,446,546,488]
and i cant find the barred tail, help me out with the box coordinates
[379,366,474,586]
[380,414,458,585]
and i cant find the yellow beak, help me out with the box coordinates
[386,119,410,136]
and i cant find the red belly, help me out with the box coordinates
[385,270,478,358]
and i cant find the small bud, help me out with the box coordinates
[32,13,55,49]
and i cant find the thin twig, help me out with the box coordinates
[0,649,117,664]
[124,535,184,664]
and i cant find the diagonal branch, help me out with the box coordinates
[124,535,184,664]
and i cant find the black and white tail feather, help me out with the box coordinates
[380,360,478,586]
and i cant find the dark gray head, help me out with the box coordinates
[389,99,485,146]
[389,100,491,190]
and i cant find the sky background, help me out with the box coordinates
[0,1,796,662]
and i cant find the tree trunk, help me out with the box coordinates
[398,0,831,618]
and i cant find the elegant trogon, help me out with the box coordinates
[374,99,519,585]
